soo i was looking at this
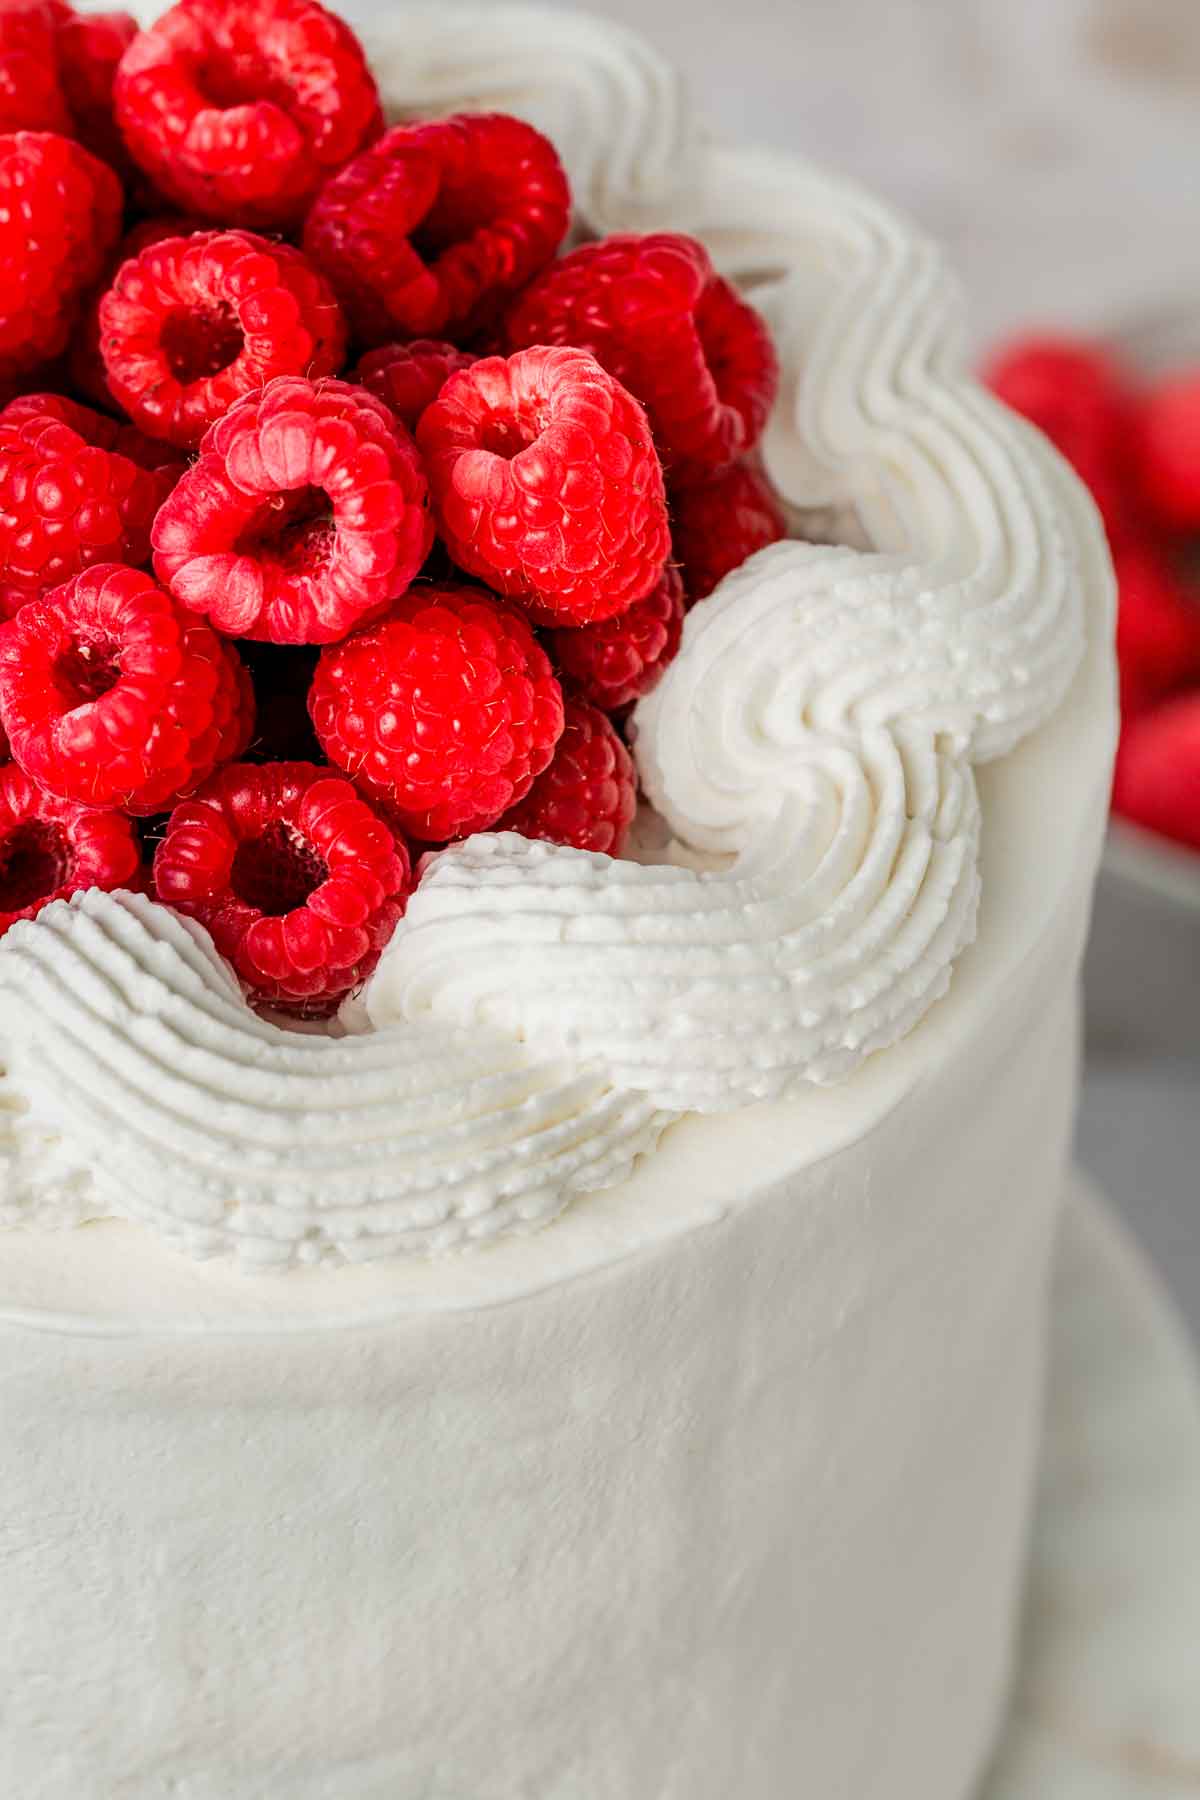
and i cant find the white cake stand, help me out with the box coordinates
[982,1176,1200,1799]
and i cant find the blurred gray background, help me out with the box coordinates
[539,0,1200,1333]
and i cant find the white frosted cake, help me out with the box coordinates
[0,6,1115,1797]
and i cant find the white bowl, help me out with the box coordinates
[1086,817,1200,1056]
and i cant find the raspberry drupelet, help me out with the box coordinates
[550,564,685,714]
[309,582,565,843]
[417,346,671,626]
[0,563,253,814]
[152,375,432,645]
[669,458,787,604]
[352,339,477,435]
[504,232,779,488]
[152,759,412,1013]
[0,761,141,936]
[98,230,348,450]
[499,697,637,857]
[303,112,570,344]
[113,0,381,229]
[52,4,139,174]
[0,393,184,619]
[0,0,73,134]
[0,128,123,381]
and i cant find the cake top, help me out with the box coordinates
[0,0,1099,1269]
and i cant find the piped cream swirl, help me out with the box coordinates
[0,3,1100,1266]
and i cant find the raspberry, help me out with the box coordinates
[153,375,432,646]
[417,347,670,625]
[152,759,411,1013]
[0,393,183,618]
[52,3,137,171]
[0,0,72,133]
[309,582,564,842]
[550,563,684,713]
[1112,693,1200,852]
[303,113,569,345]
[0,130,122,381]
[982,335,1136,542]
[504,233,779,488]
[0,761,140,934]
[1114,541,1200,703]
[99,229,347,450]
[499,697,636,857]
[1133,372,1200,533]
[0,562,253,814]
[113,0,380,230]
[669,459,787,603]
[352,339,476,435]
[70,214,203,410]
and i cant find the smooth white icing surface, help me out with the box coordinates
[0,1,1096,1268]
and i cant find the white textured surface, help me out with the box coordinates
[0,866,1090,1799]
[0,2,1103,1268]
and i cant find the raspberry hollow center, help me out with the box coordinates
[55,636,122,705]
[235,487,335,573]
[161,304,245,384]
[412,177,500,262]
[231,820,328,916]
[195,51,288,113]
[0,820,70,912]
[479,410,541,460]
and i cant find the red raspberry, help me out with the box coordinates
[0,130,122,381]
[0,0,72,133]
[417,347,670,625]
[352,339,477,435]
[550,563,684,713]
[113,0,380,230]
[0,761,140,934]
[981,335,1136,542]
[52,3,137,171]
[309,582,564,842]
[152,760,411,1014]
[303,113,569,345]
[499,697,636,857]
[0,393,183,619]
[0,562,253,814]
[504,233,778,488]
[669,459,787,604]
[153,375,432,646]
[99,229,347,450]
[70,214,203,410]
[1133,372,1200,533]
[1112,692,1200,852]
[1114,541,1200,703]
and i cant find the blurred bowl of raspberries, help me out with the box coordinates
[984,318,1200,1051]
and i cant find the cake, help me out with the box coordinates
[0,4,1116,1797]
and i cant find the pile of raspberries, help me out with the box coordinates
[0,0,786,1013]
[986,336,1200,858]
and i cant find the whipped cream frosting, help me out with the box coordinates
[0,4,1092,1267]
